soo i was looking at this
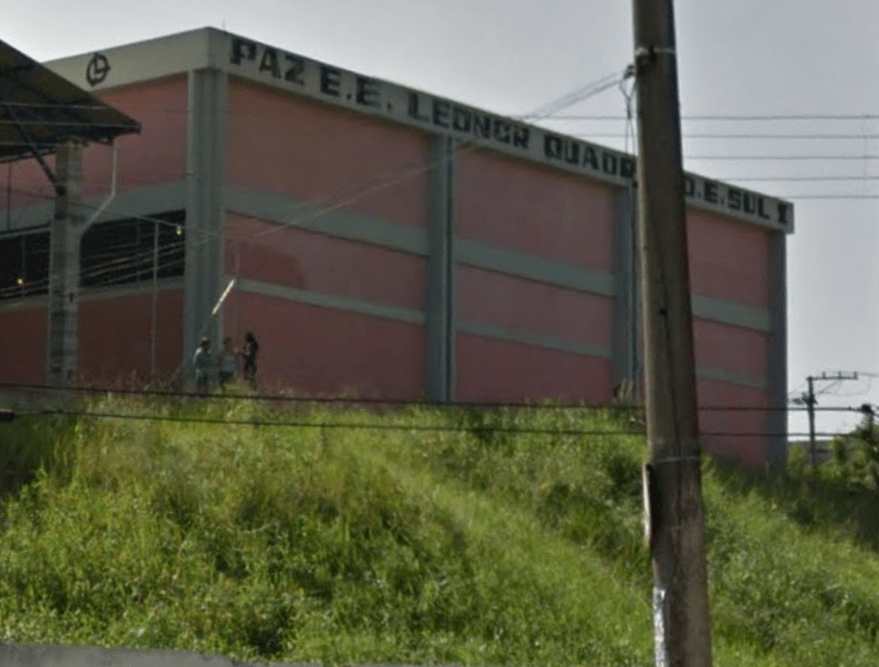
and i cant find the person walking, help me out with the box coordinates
[193,336,213,395]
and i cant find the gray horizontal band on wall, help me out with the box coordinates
[458,320,613,360]
[0,295,48,313]
[0,280,184,314]
[80,278,185,303]
[227,186,428,256]
[228,187,774,334]
[235,277,426,326]
[1,181,188,232]
[457,239,617,298]
[696,366,768,390]
[460,319,768,390]
[691,295,772,333]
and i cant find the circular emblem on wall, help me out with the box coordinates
[86,53,111,87]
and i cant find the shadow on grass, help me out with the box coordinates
[708,456,879,553]
[0,414,77,500]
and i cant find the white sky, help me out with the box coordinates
[5,0,879,438]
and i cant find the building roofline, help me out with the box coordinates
[44,27,793,232]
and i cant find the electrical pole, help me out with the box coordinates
[632,0,712,664]
[802,372,858,465]
[806,376,816,465]
[46,140,84,386]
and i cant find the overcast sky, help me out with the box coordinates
[5,0,879,437]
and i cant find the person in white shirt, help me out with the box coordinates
[193,337,213,395]
[217,336,238,389]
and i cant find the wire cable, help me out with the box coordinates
[11,407,860,441]
[0,381,860,414]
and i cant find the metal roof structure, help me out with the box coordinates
[0,38,140,164]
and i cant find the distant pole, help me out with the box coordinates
[632,0,713,665]
[806,376,816,465]
[803,372,857,465]
[150,219,159,379]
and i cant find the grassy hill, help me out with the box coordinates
[2,391,879,666]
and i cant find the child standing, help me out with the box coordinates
[217,336,238,389]
[193,336,213,395]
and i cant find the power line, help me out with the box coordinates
[542,114,879,121]
[11,407,861,441]
[0,381,864,413]
[579,133,879,140]
[518,68,632,120]
[685,154,879,160]
[776,195,879,200]
[715,175,879,182]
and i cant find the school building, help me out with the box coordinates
[0,28,792,464]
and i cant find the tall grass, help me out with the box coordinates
[2,394,879,665]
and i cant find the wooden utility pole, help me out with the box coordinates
[631,0,713,665]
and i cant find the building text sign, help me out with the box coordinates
[227,35,792,230]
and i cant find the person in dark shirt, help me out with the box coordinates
[242,331,259,387]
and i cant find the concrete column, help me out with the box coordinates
[610,185,639,401]
[183,68,227,368]
[767,229,788,464]
[46,140,84,385]
[425,136,456,402]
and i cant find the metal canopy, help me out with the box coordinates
[0,38,140,164]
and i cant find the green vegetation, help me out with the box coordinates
[2,393,879,666]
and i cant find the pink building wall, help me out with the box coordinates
[231,292,425,399]
[0,308,46,384]
[456,150,615,271]
[226,79,430,228]
[222,78,432,399]
[697,379,771,466]
[0,290,183,386]
[457,266,612,349]
[83,76,189,197]
[0,76,188,211]
[454,151,616,404]
[0,159,55,211]
[224,215,425,312]
[692,318,769,381]
[456,335,612,404]
[687,209,770,308]
[79,290,184,384]
[686,209,774,460]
